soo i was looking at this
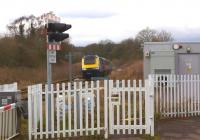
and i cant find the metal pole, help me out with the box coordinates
[76,92,80,128]
[69,52,72,82]
[47,24,52,131]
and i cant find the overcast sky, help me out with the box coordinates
[1,0,200,46]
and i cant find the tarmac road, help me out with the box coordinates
[109,117,200,140]
[156,117,200,140]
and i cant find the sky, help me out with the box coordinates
[1,0,200,46]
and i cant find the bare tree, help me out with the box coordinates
[135,27,157,42]
[19,23,25,37]
[135,27,174,43]
[7,15,37,37]
[155,30,173,42]
[7,23,18,36]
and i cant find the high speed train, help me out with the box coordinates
[81,55,112,79]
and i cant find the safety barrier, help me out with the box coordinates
[0,82,19,140]
[0,103,18,140]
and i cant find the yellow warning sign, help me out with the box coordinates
[186,63,192,72]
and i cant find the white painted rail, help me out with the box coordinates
[0,82,18,92]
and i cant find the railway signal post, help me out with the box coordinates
[46,16,71,130]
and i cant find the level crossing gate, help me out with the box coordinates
[108,79,154,136]
[0,83,19,140]
[28,79,154,140]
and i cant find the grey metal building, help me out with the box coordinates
[144,42,200,79]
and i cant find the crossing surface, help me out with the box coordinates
[156,117,200,140]
[12,117,200,140]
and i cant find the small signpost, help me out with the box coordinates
[48,50,56,63]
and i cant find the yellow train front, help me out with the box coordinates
[81,55,112,79]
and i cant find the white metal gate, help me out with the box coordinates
[28,79,154,140]
[108,79,154,136]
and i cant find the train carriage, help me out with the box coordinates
[81,55,112,79]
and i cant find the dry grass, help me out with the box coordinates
[0,62,81,89]
[0,59,143,89]
[0,66,45,88]
[110,60,143,80]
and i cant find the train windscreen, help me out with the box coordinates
[84,55,96,64]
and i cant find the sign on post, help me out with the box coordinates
[48,50,56,63]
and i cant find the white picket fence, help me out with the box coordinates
[28,79,154,140]
[153,74,200,118]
